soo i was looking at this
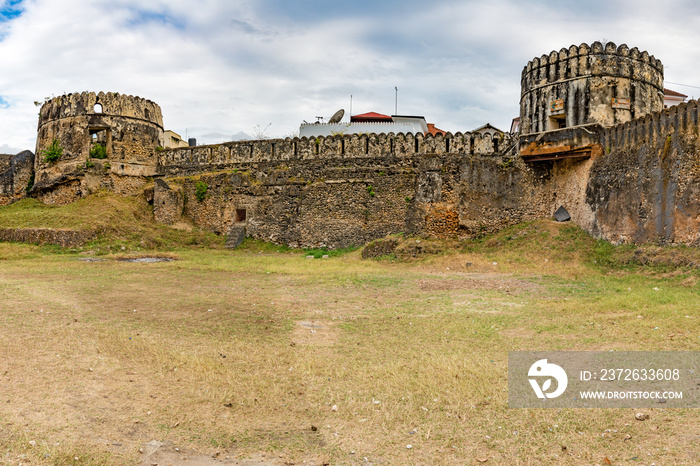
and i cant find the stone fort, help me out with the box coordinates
[2,41,700,248]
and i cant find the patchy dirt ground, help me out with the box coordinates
[0,236,698,464]
[417,274,542,293]
[292,321,339,347]
[140,441,288,466]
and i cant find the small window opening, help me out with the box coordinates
[415,138,419,153]
[94,103,103,113]
[145,108,151,120]
[445,138,450,153]
[549,114,567,130]
[365,137,369,154]
[235,208,247,223]
[341,139,345,155]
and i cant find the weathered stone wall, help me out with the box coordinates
[153,130,558,249]
[0,151,35,206]
[520,42,664,134]
[0,228,94,247]
[33,92,163,204]
[156,131,504,176]
[153,178,184,225]
[153,131,522,248]
[0,154,13,173]
[587,100,700,245]
[159,158,432,248]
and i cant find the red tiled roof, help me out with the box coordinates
[351,112,392,122]
[664,88,687,98]
[426,123,446,136]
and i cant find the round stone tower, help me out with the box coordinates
[519,41,664,134]
[34,91,164,203]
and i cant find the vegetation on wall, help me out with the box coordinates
[25,173,34,195]
[41,139,63,164]
[195,181,208,201]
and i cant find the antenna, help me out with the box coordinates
[395,86,398,115]
[329,109,345,124]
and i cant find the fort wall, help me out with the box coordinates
[154,151,549,249]
[156,131,505,176]
[153,132,519,248]
[587,100,700,245]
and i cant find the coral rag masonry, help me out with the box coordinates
[508,351,700,408]
[2,42,700,247]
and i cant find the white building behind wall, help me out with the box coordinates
[299,112,429,137]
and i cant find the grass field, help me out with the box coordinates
[0,195,698,465]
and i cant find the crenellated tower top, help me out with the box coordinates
[37,91,163,130]
[519,41,664,134]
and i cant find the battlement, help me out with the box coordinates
[38,91,163,130]
[157,130,512,175]
[602,98,700,153]
[521,41,663,98]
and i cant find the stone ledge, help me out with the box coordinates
[0,228,95,247]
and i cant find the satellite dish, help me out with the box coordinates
[328,109,345,124]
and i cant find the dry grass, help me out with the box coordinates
[0,192,224,251]
[0,201,699,464]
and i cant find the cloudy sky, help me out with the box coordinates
[2,0,700,153]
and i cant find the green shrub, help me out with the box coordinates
[25,173,34,194]
[89,144,107,159]
[195,181,208,202]
[42,139,63,164]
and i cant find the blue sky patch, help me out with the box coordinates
[0,96,10,109]
[126,7,186,29]
[0,0,24,22]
